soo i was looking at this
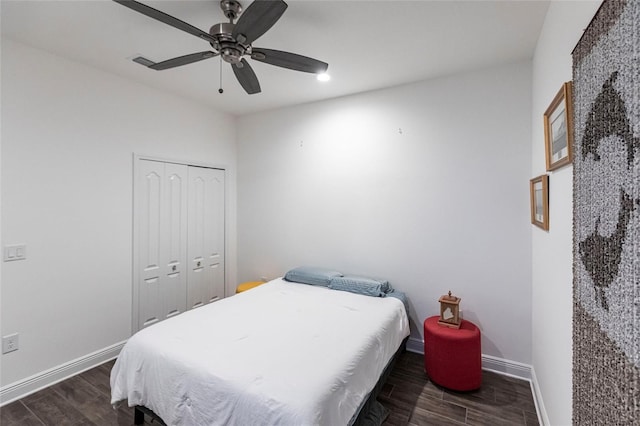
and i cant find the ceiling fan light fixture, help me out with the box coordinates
[222,47,243,64]
[316,73,330,82]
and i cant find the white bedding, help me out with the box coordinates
[110,278,410,426]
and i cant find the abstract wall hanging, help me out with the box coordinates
[572,0,639,423]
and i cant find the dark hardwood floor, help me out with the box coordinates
[380,352,539,426]
[1,351,539,425]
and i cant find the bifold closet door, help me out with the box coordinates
[137,160,188,330]
[187,167,225,309]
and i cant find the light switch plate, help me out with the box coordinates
[4,245,26,262]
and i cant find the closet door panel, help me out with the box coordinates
[162,163,188,319]
[187,173,206,309]
[206,169,225,303]
[137,160,188,330]
[138,160,164,329]
[187,167,225,309]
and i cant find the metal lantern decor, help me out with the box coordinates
[438,291,461,329]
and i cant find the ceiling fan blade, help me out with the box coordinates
[232,59,261,94]
[113,0,217,44]
[251,48,328,74]
[232,0,288,45]
[149,51,219,70]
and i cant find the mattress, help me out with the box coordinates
[110,278,410,425]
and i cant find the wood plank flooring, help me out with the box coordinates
[1,351,539,425]
[380,352,539,425]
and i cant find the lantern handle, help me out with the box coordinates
[443,290,457,302]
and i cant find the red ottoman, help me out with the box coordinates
[423,316,481,391]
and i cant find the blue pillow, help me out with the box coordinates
[387,289,409,314]
[284,266,343,287]
[328,275,389,297]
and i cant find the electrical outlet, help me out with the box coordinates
[2,333,19,354]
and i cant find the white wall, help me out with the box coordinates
[530,1,601,424]
[237,61,533,364]
[0,40,237,387]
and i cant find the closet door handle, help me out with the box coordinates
[197,261,202,267]
[172,265,177,271]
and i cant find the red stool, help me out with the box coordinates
[423,316,481,391]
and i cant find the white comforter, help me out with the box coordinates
[110,278,410,426]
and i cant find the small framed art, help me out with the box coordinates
[530,175,549,230]
[544,82,574,171]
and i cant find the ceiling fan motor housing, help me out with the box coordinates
[209,22,246,64]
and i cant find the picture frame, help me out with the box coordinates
[544,82,574,171]
[530,175,549,230]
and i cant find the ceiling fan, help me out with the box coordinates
[113,0,329,94]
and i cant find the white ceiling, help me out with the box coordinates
[1,0,550,116]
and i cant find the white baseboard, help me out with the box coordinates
[481,354,532,380]
[406,338,532,381]
[0,340,126,406]
[530,366,550,426]
[406,336,424,354]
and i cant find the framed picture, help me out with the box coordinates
[530,175,549,230]
[544,82,574,171]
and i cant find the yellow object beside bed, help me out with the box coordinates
[236,281,265,293]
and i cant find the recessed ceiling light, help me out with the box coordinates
[317,73,331,82]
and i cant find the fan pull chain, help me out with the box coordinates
[218,56,224,94]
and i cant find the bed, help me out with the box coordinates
[110,276,410,425]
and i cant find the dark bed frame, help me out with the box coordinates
[133,337,408,426]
